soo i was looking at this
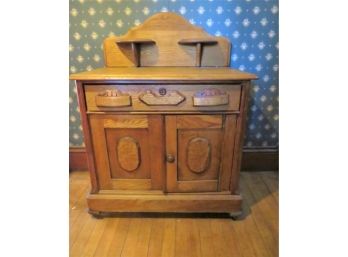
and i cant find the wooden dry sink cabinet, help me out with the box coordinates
[70,13,257,217]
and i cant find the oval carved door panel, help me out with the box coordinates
[186,137,211,173]
[117,136,141,172]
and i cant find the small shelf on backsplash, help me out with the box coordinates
[178,38,218,67]
[177,38,218,45]
[115,38,156,67]
[115,38,156,44]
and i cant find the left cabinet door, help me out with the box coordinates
[89,114,164,191]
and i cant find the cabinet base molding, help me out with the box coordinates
[87,193,242,213]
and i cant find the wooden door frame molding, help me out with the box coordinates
[69,146,278,172]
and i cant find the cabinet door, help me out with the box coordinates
[166,115,237,193]
[89,114,164,191]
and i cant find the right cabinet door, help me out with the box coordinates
[165,115,237,193]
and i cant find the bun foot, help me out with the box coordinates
[229,210,243,220]
[88,209,104,219]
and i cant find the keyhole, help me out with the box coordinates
[159,88,167,96]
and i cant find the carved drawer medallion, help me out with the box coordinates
[193,88,229,106]
[117,137,140,172]
[139,90,185,106]
[95,89,131,107]
[186,137,211,173]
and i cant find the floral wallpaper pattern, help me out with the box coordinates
[69,0,279,148]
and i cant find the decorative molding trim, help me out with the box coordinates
[69,147,278,172]
[241,147,279,171]
[69,147,88,171]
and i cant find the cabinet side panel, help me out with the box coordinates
[230,82,251,194]
[76,81,98,193]
[89,116,113,189]
[219,115,237,191]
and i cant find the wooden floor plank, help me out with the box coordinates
[70,209,92,248]
[210,219,242,257]
[69,174,89,207]
[243,173,278,233]
[70,217,97,257]
[196,219,217,257]
[147,218,166,257]
[240,173,279,257]
[92,218,120,257]
[175,218,201,257]
[69,171,279,257]
[69,180,90,228]
[128,217,152,257]
[229,218,260,257]
[119,216,153,257]
[79,219,108,257]
[160,219,176,257]
[229,190,272,257]
[106,217,132,257]
[260,172,279,204]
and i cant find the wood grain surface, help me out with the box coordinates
[69,67,257,81]
[70,171,279,257]
[84,84,242,112]
[102,13,230,67]
[71,12,258,220]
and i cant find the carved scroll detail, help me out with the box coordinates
[139,90,185,106]
[186,137,211,173]
[117,137,140,172]
[95,89,131,107]
[193,88,229,106]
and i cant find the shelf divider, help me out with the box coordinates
[116,39,156,67]
[178,38,218,67]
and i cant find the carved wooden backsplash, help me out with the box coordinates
[103,12,231,67]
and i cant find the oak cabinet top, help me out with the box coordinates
[69,67,257,81]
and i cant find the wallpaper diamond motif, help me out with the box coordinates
[69,0,279,148]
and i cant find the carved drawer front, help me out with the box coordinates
[166,115,238,193]
[95,89,131,107]
[193,88,229,106]
[89,114,164,191]
[85,84,241,112]
[139,90,185,106]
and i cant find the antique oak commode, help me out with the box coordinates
[70,13,257,217]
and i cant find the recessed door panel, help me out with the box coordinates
[178,129,222,181]
[105,129,150,179]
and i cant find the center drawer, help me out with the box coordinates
[84,84,241,112]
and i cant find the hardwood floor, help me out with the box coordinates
[70,171,279,257]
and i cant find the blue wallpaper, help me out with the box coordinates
[69,0,279,148]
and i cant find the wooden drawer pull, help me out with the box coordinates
[95,89,131,107]
[193,88,229,106]
[139,90,185,106]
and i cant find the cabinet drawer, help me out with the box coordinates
[84,84,241,112]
